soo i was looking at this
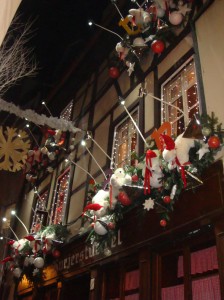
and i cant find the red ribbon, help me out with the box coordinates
[175,157,187,188]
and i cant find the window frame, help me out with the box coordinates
[160,56,201,135]
[111,107,139,169]
[30,188,49,232]
[50,167,71,225]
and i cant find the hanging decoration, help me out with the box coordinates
[24,127,69,182]
[0,127,30,172]
[0,98,80,133]
[1,224,69,285]
[90,0,194,76]
[80,112,223,253]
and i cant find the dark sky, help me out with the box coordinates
[3,0,110,111]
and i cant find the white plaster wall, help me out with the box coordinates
[195,0,224,123]
[0,0,21,46]
[113,84,141,121]
[93,85,117,126]
[158,34,193,79]
[67,189,85,236]
[144,72,155,134]
[90,116,110,175]
[72,153,90,190]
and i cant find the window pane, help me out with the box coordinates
[113,111,138,168]
[51,169,70,224]
[31,190,48,232]
[162,59,199,136]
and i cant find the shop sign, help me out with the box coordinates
[58,230,122,271]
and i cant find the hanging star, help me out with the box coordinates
[197,142,210,160]
[143,198,155,211]
[178,4,191,16]
[126,62,135,76]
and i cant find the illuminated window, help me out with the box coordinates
[60,100,73,121]
[161,59,199,136]
[31,190,49,232]
[112,110,138,168]
[51,168,70,224]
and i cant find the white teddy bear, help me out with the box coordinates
[161,133,195,168]
[175,133,195,165]
[109,168,132,209]
[92,189,110,218]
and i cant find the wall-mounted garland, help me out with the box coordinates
[1,224,69,285]
[80,112,223,254]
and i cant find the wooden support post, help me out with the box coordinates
[89,267,101,300]
[139,247,151,299]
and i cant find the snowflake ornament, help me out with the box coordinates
[0,127,30,172]
[143,198,155,211]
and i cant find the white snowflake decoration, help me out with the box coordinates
[143,198,155,211]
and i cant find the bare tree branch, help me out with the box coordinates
[0,17,38,96]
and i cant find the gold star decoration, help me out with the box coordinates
[0,127,30,172]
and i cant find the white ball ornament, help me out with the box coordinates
[13,267,22,278]
[94,221,108,236]
[202,127,211,137]
[34,257,45,269]
[104,248,112,256]
[169,11,183,25]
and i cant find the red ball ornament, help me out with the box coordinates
[208,136,220,149]
[132,174,139,183]
[163,196,171,204]
[118,191,132,206]
[109,67,120,79]
[160,219,167,227]
[52,249,61,258]
[151,40,165,54]
[107,222,115,230]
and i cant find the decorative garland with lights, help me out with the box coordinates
[89,0,195,77]
[1,223,69,285]
[80,112,223,254]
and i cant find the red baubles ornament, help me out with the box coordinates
[118,191,132,206]
[163,196,171,204]
[52,249,61,258]
[160,219,167,227]
[107,222,115,230]
[208,136,220,149]
[132,174,139,183]
[151,40,165,54]
[109,67,120,79]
